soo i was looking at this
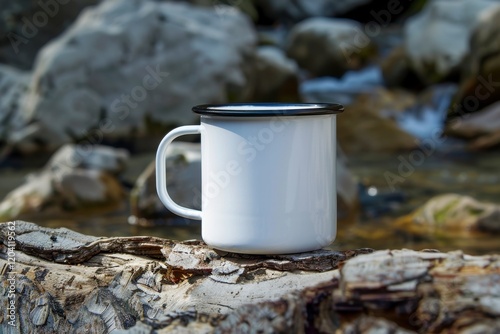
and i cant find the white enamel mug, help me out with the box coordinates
[156,103,344,254]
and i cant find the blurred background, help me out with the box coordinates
[0,0,499,254]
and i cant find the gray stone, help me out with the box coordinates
[0,65,30,146]
[13,0,257,149]
[56,168,122,204]
[449,5,500,120]
[0,144,127,221]
[403,0,500,84]
[46,143,129,175]
[286,17,375,77]
[253,46,299,101]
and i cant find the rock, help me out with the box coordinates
[0,169,124,221]
[130,142,358,225]
[56,168,124,206]
[380,45,423,89]
[0,65,31,148]
[449,6,500,120]
[13,0,256,150]
[286,17,376,77]
[46,143,129,175]
[338,90,419,153]
[252,46,299,102]
[253,0,372,23]
[445,101,500,150]
[0,172,52,220]
[403,0,500,84]
[0,0,100,69]
[0,144,128,221]
[129,142,201,226]
[395,193,500,237]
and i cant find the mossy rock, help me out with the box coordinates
[395,193,500,237]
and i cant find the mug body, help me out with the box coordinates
[199,113,337,254]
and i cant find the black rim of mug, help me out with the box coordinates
[192,103,344,117]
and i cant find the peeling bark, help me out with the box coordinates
[1,221,499,333]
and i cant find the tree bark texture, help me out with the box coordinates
[1,221,499,333]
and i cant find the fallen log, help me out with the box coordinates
[1,221,499,333]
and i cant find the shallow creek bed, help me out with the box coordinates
[1,221,499,333]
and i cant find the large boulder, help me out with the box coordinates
[0,0,100,69]
[11,0,257,151]
[403,0,500,85]
[286,17,376,77]
[0,144,128,221]
[449,6,500,120]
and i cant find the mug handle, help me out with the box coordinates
[156,125,202,220]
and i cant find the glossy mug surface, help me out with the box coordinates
[156,103,343,254]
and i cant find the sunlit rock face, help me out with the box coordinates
[13,0,257,149]
[404,0,500,84]
[0,144,129,221]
